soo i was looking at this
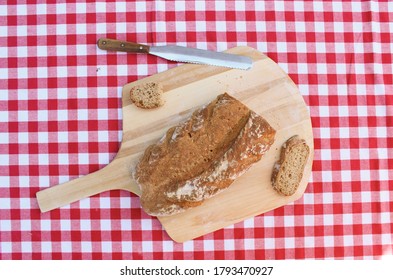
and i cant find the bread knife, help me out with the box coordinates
[97,38,253,70]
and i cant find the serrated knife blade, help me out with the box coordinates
[97,38,253,70]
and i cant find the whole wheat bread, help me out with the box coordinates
[133,93,276,216]
[130,82,164,109]
[271,135,310,196]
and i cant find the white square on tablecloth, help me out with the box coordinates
[99,197,110,208]
[382,233,392,245]
[20,198,31,209]
[81,242,92,252]
[38,132,49,143]
[343,235,354,246]
[304,236,315,248]
[379,170,389,181]
[0,111,8,123]
[322,170,332,182]
[57,109,68,121]
[77,109,88,120]
[56,24,67,35]
[315,43,326,54]
[263,216,275,227]
[116,22,126,34]
[0,198,11,209]
[381,212,391,223]
[215,1,226,11]
[80,219,91,231]
[41,242,52,253]
[19,176,30,188]
[102,242,112,253]
[98,131,109,142]
[0,242,12,253]
[338,127,349,138]
[97,109,109,120]
[304,215,314,226]
[36,25,47,36]
[343,213,353,225]
[360,170,371,181]
[142,241,153,252]
[224,239,235,250]
[21,241,32,253]
[236,21,247,32]
[323,193,333,205]
[264,238,275,249]
[18,68,28,79]
[362,213,372,224]
[20,219,31,231]
[77,65,88,77]
[297,63,308,74]
[243,218,254,228]
[78,131,89,142]
[56,3,66,14]
[284,216,295,227]
[319,106,330,117]
[244,238,254,250]
[18,110,29,122]
[37,176,49,189]
[183,240,194,252]
[79,198,90,209]
[17,25,28,37]
[100,219,111,231]
[57,153,69,165]
[216,21,227,32]
[18,153,29,165]
[115,2,126,13]
[324,214,334,225]
[204,239,214,250]
[135,22,147,33]
[162,240,174,252]
[338,106,349,117]
[121,219,131,231]
[324,236,334,247]
[61,220,71,231]
[57,132,68,142]
[78,153,89,164]
[40,219,51,231]
[0,220,11,231]
[0,154,9,165]
[98,152,109,164]
[285,237,295,248]
[61,241,72,253]
[275,21,286,32]
[141,219,152,231]
[16,46,28,58]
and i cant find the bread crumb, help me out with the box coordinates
[130,82,164,109]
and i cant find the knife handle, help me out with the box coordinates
[97,38,150,53]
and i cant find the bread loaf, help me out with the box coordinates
[133,93,276,216]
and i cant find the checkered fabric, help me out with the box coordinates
[1,0,392,260]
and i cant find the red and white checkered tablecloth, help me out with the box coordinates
[1,0,392,260]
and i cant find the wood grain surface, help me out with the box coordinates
[36,46,313,242]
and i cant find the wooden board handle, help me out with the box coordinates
[36,159,140,212]
[97,38,150,53]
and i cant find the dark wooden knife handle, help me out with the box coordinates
[97,38,150,53]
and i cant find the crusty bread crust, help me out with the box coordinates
[133,93,276,216]
[271,135,310,196]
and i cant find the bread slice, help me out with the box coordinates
[129,82,164,109]
[271,135,310,196]
[133,93,276,216]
